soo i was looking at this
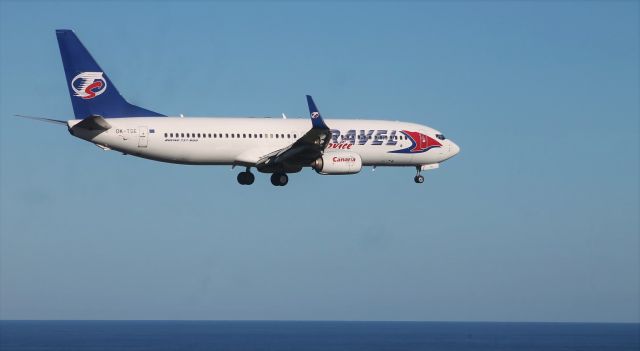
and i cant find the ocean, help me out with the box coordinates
[0,321,638,351]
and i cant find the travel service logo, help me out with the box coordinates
[71,72,107,99]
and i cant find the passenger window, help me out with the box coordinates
[181,133,184,138]
[260,134,263,138]
[294,134,297,138]
[281,134,284,138]
[287,134,290,138]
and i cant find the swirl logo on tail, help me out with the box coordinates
[71,72,107,99]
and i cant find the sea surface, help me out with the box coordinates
[0,321,638,351]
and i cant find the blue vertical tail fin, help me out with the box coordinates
[56,29,165,119]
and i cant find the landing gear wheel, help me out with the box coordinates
[244,172,255,185]
[414,166,425,184]
[270,173,288,186]
[237,171,255,185]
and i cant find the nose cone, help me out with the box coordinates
[450,141,460,157]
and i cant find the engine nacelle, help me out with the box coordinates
[312,152,362,175]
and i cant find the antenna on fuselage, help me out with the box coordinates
[282,113,287,119]
[180,114,184,118]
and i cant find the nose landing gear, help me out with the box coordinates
[414,166,424,184]
[237,168,255,185]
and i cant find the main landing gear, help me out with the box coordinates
[237,168,289,186]
[414,166,425,184]
[237,168,255,185]
[270,172,288,186]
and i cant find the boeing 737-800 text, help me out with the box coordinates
[21,30,460,186]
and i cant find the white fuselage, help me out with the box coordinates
[68,117,460,169]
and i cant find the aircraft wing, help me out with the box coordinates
[253,95,331,171]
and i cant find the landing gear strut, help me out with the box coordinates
[414,166,424,184]
[270,172,288,186]
[237,168,255,185]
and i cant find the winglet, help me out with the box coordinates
[306,95,329,130]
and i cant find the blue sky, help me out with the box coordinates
[0,1,638,322]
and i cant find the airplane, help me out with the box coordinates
[20,29,460,186]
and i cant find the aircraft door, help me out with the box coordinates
[138,126,148,148]
[419,134,427,150]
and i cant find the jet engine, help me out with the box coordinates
[312,152,362,175]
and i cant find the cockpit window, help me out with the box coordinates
[436,134,446,140]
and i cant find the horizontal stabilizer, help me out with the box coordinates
[73,115,112,130]
[15,114,67,125]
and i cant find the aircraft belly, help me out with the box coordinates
[356,146,415,166]
[148,143,236,164]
